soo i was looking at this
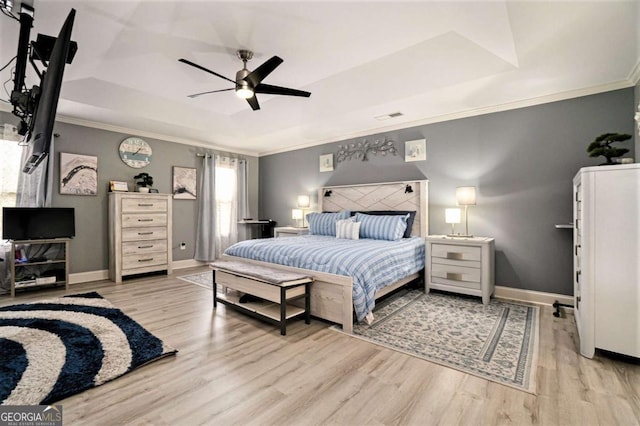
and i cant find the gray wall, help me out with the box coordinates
[636,81,640,155]
[259,88,635,296]
[1,111,259,274]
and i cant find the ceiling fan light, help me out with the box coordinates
[236,87,254,99]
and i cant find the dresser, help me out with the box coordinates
[109,193,172,283]
[425,236,495,304]
[573,164,639,358]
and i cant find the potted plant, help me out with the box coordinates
[587,133,631,165]
[133,172,154,192]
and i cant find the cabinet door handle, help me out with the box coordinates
[138,245,153,249]
[138,232,153,235]
[138,219,153,222]
[138,258,154,262]
[138,203,154,207]
[576,270,581,283]
[574,245,581,256]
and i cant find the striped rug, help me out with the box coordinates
[0,292,177,405]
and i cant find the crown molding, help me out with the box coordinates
[628,59,640,85]
[258,79,635,156]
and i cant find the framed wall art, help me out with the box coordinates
[319,154,334,172]
[173,166,197,199]
[405,139,426,162]
[60,152,98,195]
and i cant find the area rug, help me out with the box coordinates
[343,290,539,394]
[0,292,177,405]
[178,271,213,290]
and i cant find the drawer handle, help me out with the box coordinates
[138,203,154,207]
[138,232,154,235]
[446,252,464,260]
[138,258,154,262]
[138,219,154,222]
[138,245,153,249]
[446,272,463,281]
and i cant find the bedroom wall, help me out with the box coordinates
[635,81,640,155]
[258,88,635,296]
[0,111,259,275]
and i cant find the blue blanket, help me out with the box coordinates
[224,235,425,321]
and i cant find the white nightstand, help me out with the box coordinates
[274,227,309,238]
[425,235,495,304]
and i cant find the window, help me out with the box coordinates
[0,139,23,238]
[215,162,237,238]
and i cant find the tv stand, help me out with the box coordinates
[9,238,70,297]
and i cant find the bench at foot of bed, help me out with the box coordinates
[210,260,314,335]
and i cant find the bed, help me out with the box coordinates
[222,180,429,333]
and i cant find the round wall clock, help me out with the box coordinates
[119,137,152,168]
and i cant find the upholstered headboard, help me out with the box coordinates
[318,180,429,238]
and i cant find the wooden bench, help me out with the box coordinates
[210,261,313,335]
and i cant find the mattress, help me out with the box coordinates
[223,235,425,320]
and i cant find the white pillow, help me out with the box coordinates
[336,218,360,240]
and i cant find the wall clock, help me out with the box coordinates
[119,137,152,168]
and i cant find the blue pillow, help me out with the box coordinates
[355,213,408,241]
[307,211,350,236]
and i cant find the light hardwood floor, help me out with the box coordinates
[2,267,639,425]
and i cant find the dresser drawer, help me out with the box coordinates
[122,239,167,255]
[122,227,168,242]
[122,213,167,228]
[431,243,481,262]
[122,252,168,270]
[122,198,168,213]
[430,263,481,287]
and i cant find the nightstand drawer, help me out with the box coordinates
[431,244,481,262]
[430,263,481,285]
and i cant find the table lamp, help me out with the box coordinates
[445,208,461,236]
[296,195,311,227]
[456,186,476,237]
[292,209,304,227]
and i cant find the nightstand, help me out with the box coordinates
[274,227,309,238]
[425,235,495,304]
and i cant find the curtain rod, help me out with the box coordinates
[196,153,246,161]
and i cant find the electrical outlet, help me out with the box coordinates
[179,242,186,250]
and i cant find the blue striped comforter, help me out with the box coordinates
[223,235,425,321]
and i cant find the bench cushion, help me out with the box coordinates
[210,261,313,285]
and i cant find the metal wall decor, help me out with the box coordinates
[336,137,397,163]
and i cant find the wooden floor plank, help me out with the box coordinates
[2,266,639,425]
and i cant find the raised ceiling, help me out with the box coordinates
[1,1,638,156]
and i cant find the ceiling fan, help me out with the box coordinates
[178,50,311,111]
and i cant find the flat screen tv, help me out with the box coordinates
[2,207,75,240]
[23,9,76,174]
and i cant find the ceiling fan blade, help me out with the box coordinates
[188,88,234,98]
[178,58,236,85]
[246,96,260,111]
[244,56,283,87]
[254,83,311,98]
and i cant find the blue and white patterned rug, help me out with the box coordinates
[347,290,539,394]
[0,292,177,405]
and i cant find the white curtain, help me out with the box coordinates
[213,155,238,258]
[16,135,55,207]
[237,159,252,241]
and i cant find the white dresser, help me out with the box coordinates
[109,193,172,283]
[573,164,640,358]
[425,236,495,304]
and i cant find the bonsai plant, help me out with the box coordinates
[587,133,631,165]
[133,172,153,192]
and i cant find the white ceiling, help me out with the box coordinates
[1,1,639,156]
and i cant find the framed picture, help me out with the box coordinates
[109,181,129,192]
[173,166,197,199]
[60,153,98,195]
[319,154,334,172]
[405,139,426,162]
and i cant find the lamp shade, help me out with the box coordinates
[297,195,311,208]
[445,208,461,224]
[292,209,303,220]
[456,186,477,206]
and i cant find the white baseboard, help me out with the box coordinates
[494,285,573,308]
[68,259,206,285]
[69,269,109,285]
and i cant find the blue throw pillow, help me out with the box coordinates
[307,211,350,236]
[355,213,408,241]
